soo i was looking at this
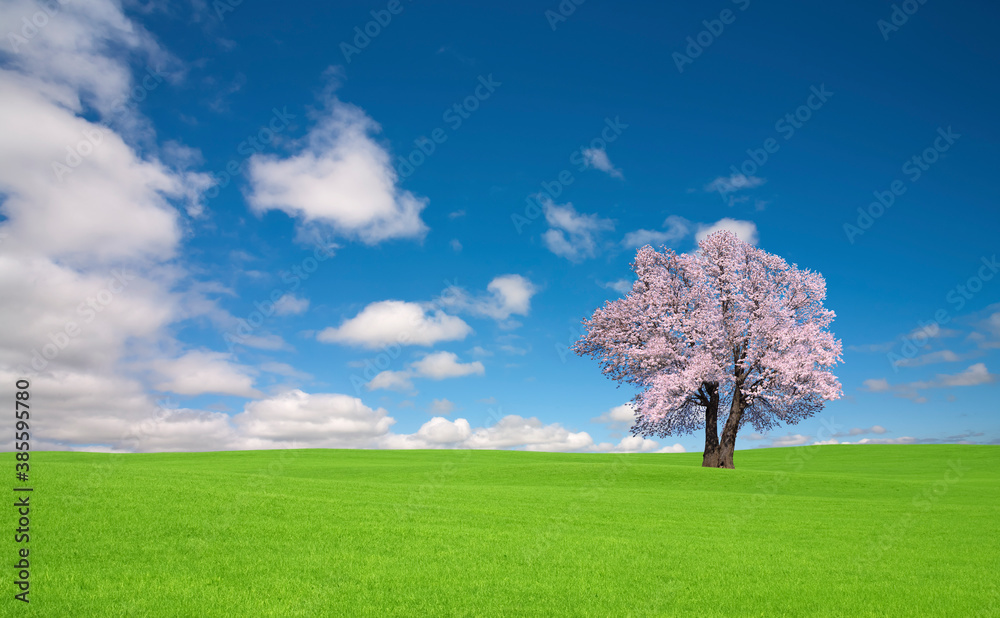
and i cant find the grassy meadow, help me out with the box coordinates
[13,444,1000,616]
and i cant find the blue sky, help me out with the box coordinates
[1,0,998,453]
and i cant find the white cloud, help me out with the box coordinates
[695,218,759,245]
[704,174,765,195]
[541,199,614,262]
[450,238,462,252]
[233,389,394,444]
[0,0,176,121]
[846,436,917,445]
[0,0,253,460]
[416,417,471,443]
[366,351,483,391]
[912,363,997,388]
[862,378,892,393]
[621,215,691,249]
[591,403,636,429]
[612,435,660,453]
[273,293,309,316]
[317,300,472,348]
[769,434,811,447]
[367,370,414,392]
[464,415,595,451]
[151,351,263,398]
[862,363,997,404]
[438,274,538,322]
[601,279,633,294]
[655,443,686,453]
[0,72,198,266]
[247,73,429,245]
[238,334,291,351]
[411,351,485,379]
[429,398,455,416]
[581,148,623,179]
[906,323,961,341]
[847,425,887,436]
[260,361,313,381]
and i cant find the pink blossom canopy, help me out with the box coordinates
[574,229,843,436]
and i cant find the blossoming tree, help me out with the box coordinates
[574,230,843,468]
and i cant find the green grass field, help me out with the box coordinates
[12,444,1000,616]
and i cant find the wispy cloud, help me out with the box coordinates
[705,174,765,195]
[581,148,623,179]
[541,199,614,262]
[621,215,691,249]
[861,363,998,403]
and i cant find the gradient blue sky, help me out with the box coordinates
[1,0,997,453]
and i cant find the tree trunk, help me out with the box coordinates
[715,388,745,469]
[701,383,721,467]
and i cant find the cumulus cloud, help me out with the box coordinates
[621,215,691,249]
[437,274,538,323]
[317,300,472,348]
[415,416,470,444]
[233,389,394,444]
[410,351,485,379]
[367,351,483,391]
[695,218,759,246]
[0,0,258,459]
[611,435,659,453]
[464,415,594,451]
[541,199,614,262]
[655,443,686,453]
[151,351,263,398]
[581,148,623,179]
[247,71,429,245]
[591,403,636,429]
